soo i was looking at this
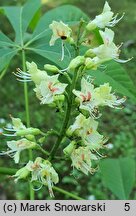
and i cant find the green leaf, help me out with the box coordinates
[29,46,70,68]
[100,158,135,199]
[1,0,41,44]
[0,32,15,47]
[32,5,89,41]
[0,48,18,72]
[87,60,136,103]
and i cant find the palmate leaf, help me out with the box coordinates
[100,158,135,199]
[1,0,41,44]
[0,32,15,47]
[0,48,18,72]
[87,60,136,103]
[0,0,41,75]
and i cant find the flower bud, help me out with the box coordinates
[68,56,85,71]
[67,37,75,45]
[16,128,41,136]
[25,134,35,141]
[85,57,100,70]
[85,49,95,58]
[63,141,76,156]
[53,95,65,102]
[75,97,80,105]
[38,137,46,144]
[86,22,96,31]
[14,167,30,182]
[44,64,60,74]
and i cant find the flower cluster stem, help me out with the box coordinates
[49,67,79,160]
[49,27,82,160]
[22,49,34,200]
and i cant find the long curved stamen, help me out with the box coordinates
[61,41,65,61]
[0,150,15,156]
[65,44,71,59]
[4,127,16,132]
[93,149,104,158]
[99,64,107,69]
[108,13,125,27]
[115,57,133,63]
[13,72,30,79]
[13,68,32,82]
[32,184,43,191]
[17,70,31,77]
[3,133,16,137]
[16,78,32,82]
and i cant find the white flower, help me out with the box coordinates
[14,62,48,84]
[71,147,98,175]
[73,77,96,117]
[34,74,67,104]
[0,138,36,163]
[93,83,126,108]
[92,28,131,63]
[68,113,106,151]
[3,117,41,137]
[13,166,30,182]
[11,117,26,131]
[86,1,124,30]
[68,113,98,137]
[26,61,48,84]
[73,77,126,117]
[26,157,59,197]
[49,21,72,46]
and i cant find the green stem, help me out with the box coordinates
[63,72,72,84]
[22,49,34,200]
[52,186,84,200]
[49,67,79,160]
[0,167,17,175]
[22,50,30,127]
[49,25,83,160]
[37,145,50,156]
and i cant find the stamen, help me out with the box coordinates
[61,41,65,61]
[3,133,16,137]
[16,78,32,82]
[32,184,43,191]
[115,57,133,63]
[13,72,30,79]
[4,127,15,132]
[108,13,125,27]
[93,149,104,158]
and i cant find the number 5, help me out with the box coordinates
[124,203,130,211]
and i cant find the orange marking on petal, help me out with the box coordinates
[81,154,85,161]
[80,94,87,102]
[51,87,59,93]
[87,92,91,101]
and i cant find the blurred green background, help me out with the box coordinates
[0,0,136,200]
